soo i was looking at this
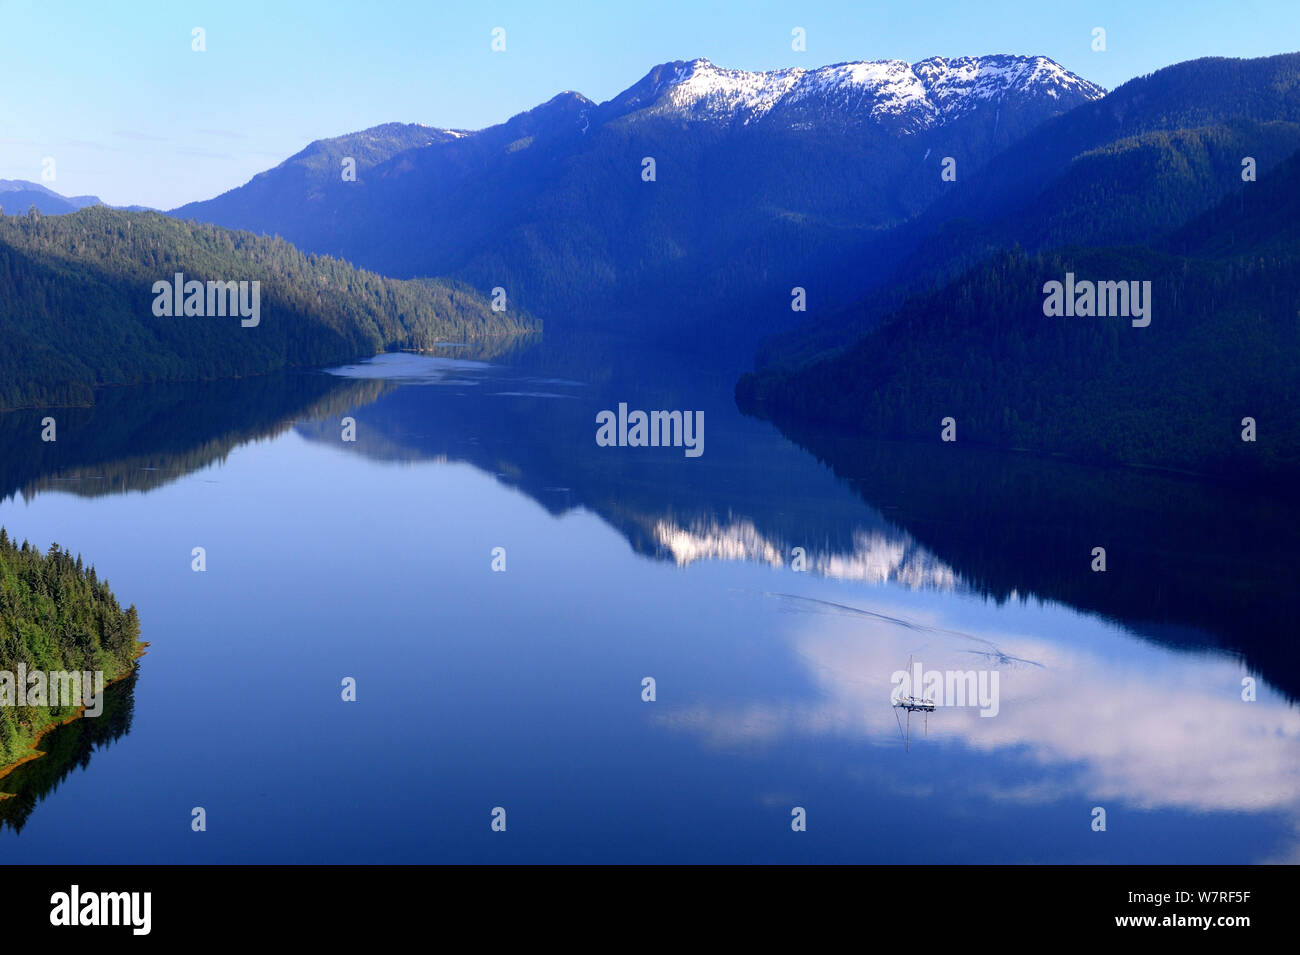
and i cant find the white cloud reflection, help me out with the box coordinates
[659,591,1300,819]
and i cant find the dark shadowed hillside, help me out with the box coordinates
[0,206,536,411]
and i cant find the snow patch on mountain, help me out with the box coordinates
[640,55,1104,129]
[659,61,806,120]
[913,55,1103,114]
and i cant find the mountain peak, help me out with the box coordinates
[546,90,596,107]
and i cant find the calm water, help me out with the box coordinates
[0,341,1296,863]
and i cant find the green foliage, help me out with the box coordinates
[0,206,537,411]
[0,531,143,768]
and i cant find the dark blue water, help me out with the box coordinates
[1,344,1296,863]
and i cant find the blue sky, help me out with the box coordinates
[2,0,1297,209]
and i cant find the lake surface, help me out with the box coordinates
[1,339,1297,863]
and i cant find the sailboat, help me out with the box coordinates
[892,655,935,751]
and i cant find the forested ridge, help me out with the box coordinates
[738,146,1300,483]
[757,53,1300,368]
[0,530,143,771]
[0,206,537,411]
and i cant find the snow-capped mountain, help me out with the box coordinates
[173,52,1111,340]
[912,55,1104,115]
[613,54,1105,130]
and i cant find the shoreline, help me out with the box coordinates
[0,641,149,791]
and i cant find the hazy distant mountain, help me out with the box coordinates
[0,179,105,215]
[0,180,154,216]
[173,54,1103,344]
